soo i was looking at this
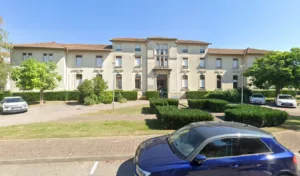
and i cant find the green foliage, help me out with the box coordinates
[156,106,213,129]
[0,62,10,91]
[186,91,209,99]
[224,105,288,127]
[244,48,300,96]
[206,88,252,103]
[0,16,13,62]
[0,91,79,102]
[92,77,108,96]
[84,95,97,106]
[188,99,229,112]
[115,91,138,100]
[77,79,94,103]
[225,104,240,110]
[116,92,127,103]
[145,91,159,99]
[252,90,297,97]
[101,91,113,104]
[167,99,179,106]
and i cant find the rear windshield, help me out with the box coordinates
[252,94,264,98]
[279,96,293,100]
[5,98,24,103]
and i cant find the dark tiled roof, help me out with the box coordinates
[208,47,269,55]
[147,37,178,40]
[13,42,65,49]
[60,44,112,51]
[110,38,146,42]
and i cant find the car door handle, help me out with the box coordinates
[232,164,239,169]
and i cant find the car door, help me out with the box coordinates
[187,138,240,176]
[237,137,275,176]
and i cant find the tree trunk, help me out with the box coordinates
[40,90,44,105]
[275,86,281,98]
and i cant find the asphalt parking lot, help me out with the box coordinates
[0,154,299,176]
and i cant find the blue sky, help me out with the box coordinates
[1,0,300,51]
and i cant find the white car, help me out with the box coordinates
[0,96,28,114]
[249,93,266,104]
[275,94,297,108]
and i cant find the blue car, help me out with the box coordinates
[134,121,299,176]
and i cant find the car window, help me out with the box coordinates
[5,98,24,103]
[278,95,293,100]
[239,138,271,155]
[252,94,264,98]
[200,138,239,158]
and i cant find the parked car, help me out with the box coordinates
[276,94,297,108]
[0,97,28,114]
[249,93,266,104]
[134,121,298,176]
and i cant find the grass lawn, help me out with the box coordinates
[84,104,151,116]
[262,116,300,133]
[0,120,173,139]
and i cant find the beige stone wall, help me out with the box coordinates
[10,48,67,91]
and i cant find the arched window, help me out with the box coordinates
[200,75,205,89]
[182,75,188,89]
[96,74,102,79]
[135,74,141,89]
[233,75,238,89]
[217,75,222,89]
[116,74,122,89]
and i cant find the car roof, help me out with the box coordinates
[3,96,22,99]
[188,121,273,139]
[278,94,292,96]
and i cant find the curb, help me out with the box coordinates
[0,154,134,165]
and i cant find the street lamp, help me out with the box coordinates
[240,65,245,104]
[112,62,115,110]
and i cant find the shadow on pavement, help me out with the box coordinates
[141,107,152,114]
[116,158,134,176]
[66,101,81,106]
[145,119,165,130]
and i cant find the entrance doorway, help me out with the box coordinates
[157,74,168,97]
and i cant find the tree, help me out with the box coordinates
[77,79,94,103]
[92,76,108,96]
[244,48,300,97]
[11,58,62,104]
[0,16,12,90]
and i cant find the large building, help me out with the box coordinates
[10,37,268,98]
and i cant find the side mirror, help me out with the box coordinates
[193,154,206,165]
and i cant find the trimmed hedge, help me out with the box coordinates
[0,91,79,101]
[252,90,297,97]
[149,98,179,113]
[188,99,228,112]
[156,106,213,129]
[145,91,159,100]
[115,90,138,100]
[224,105,288,127]
[186,91,209,99]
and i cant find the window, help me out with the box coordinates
[200,75,205,89]
[75,74,82,89]
[28,53,32,58]
[182,46,188,53]
[23,53,27,60]
[200,47,205,54]
[96,56,103,67]
[76,55,82,67]
[135,44,141,52]
[155,44,168,67]
[135,74,141,89]
[217,75,222,89]
[233,58,238,69]
[115,56,122,67]
[233,75,238,89]
[116,74,122,89]
[182,58,188,68]
[135,56,141,66]
[43,53,48,62]
[216,58,222,68]
[200,58,205,68]
[116,43,122,51]
[200,138,239,158]
[49,54,53,61]
[239,138,271,155]
[182,75,188,89]
[96,74,102,78]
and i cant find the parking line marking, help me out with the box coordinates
[89,161,99,176]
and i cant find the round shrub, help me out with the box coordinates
[84,97,96,106]
[156,106,213,129]
[224,105,288,127]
